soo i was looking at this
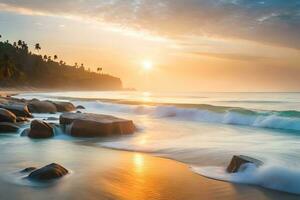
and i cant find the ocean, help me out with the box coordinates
[12,91,300,194]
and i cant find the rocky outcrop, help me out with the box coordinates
[226,155,263,173]
[0,103,32,118]
[28,100,57,113]
[51,101,75,112]
[0,122,19,132]
[0,108,17,123]
[28,120,54,138]
[28,163,68,181]
[60,113,136,137]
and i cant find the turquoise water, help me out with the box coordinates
[14,91,300,194]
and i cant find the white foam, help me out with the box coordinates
[78,101,300,131]
[192,163,300,195]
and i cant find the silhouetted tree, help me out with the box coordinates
[54,55,58,60]
[17,40,22,47]
[35,43,41,53]
[97,67,102,74]
[43,55,48,60]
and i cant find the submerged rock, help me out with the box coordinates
[16,116,29,123]
[28,100,57,113]
[47,117,59,121]
[20,128,30,137]
[28,120,54,138]
[226,155,263,173]
[28,163,68,181]
[0,122,19,133]
[0,108,17,123]
[60,112,136,137]
[51,101,75,112]
[20,167,37,173]
[76,105,85,109]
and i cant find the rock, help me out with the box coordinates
[47,117,59,121]
[226,155,263,173]
[28,163,68,181]
[0,122,19,132]
[0,108,17,123]
[20,167,37,173]
[28,120,54,138]
[76,105,85,109]
[0,103,32,118]
[51,101,75,112]
[28,100,57,113]
[60,113,136,137]
[76,111,81,113]
[20,128,30,137]
[16,117,29,122]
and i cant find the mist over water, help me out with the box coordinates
[15,91,300,194]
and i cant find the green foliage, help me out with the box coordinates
[0,40,122,90]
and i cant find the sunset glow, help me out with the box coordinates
[142,60,153,71]
[0,1,299,92]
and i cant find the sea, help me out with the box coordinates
[10,91,300,195]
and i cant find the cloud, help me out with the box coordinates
[192,51,269,61]
[0,0,300,49]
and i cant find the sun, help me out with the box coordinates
[142,60,153,70]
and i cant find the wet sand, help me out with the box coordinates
[0,143,299,200]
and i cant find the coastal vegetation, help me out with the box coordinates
[0,35,122,90]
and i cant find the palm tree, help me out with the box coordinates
[47,56,52,62]
[21,41,28,52]
[35,43,41,53]
[54,55,58,60]
[17,40,22,47]
[97,67,102,74]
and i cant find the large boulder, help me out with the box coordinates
[0,103,32,118]
[0,108,17,123]
[28,120,54,138]
[51,101,75,112]
[28,163,68,181]
[60,113,136,137]
[0,122,19,132]
[28,100,57,113]
[226,155,263,173]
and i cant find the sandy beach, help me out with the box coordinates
[0,139,299,200]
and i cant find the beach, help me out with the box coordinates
[0,139,298,200]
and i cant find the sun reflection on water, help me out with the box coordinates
[141,92,151,102]
[133,153,145,174]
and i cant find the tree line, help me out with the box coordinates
[0,35,122,90]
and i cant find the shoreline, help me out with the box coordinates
[1,142,299,200]
[1,90,300,199]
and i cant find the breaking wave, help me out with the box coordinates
[192,163,300,195]
[82,100,300,131]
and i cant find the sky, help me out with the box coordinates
[0,0,300,92]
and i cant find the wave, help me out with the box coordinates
[192,163,300,195]
[80,100,300,132]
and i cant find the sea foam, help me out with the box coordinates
[192,163,300,195]
[80,101,300,132]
